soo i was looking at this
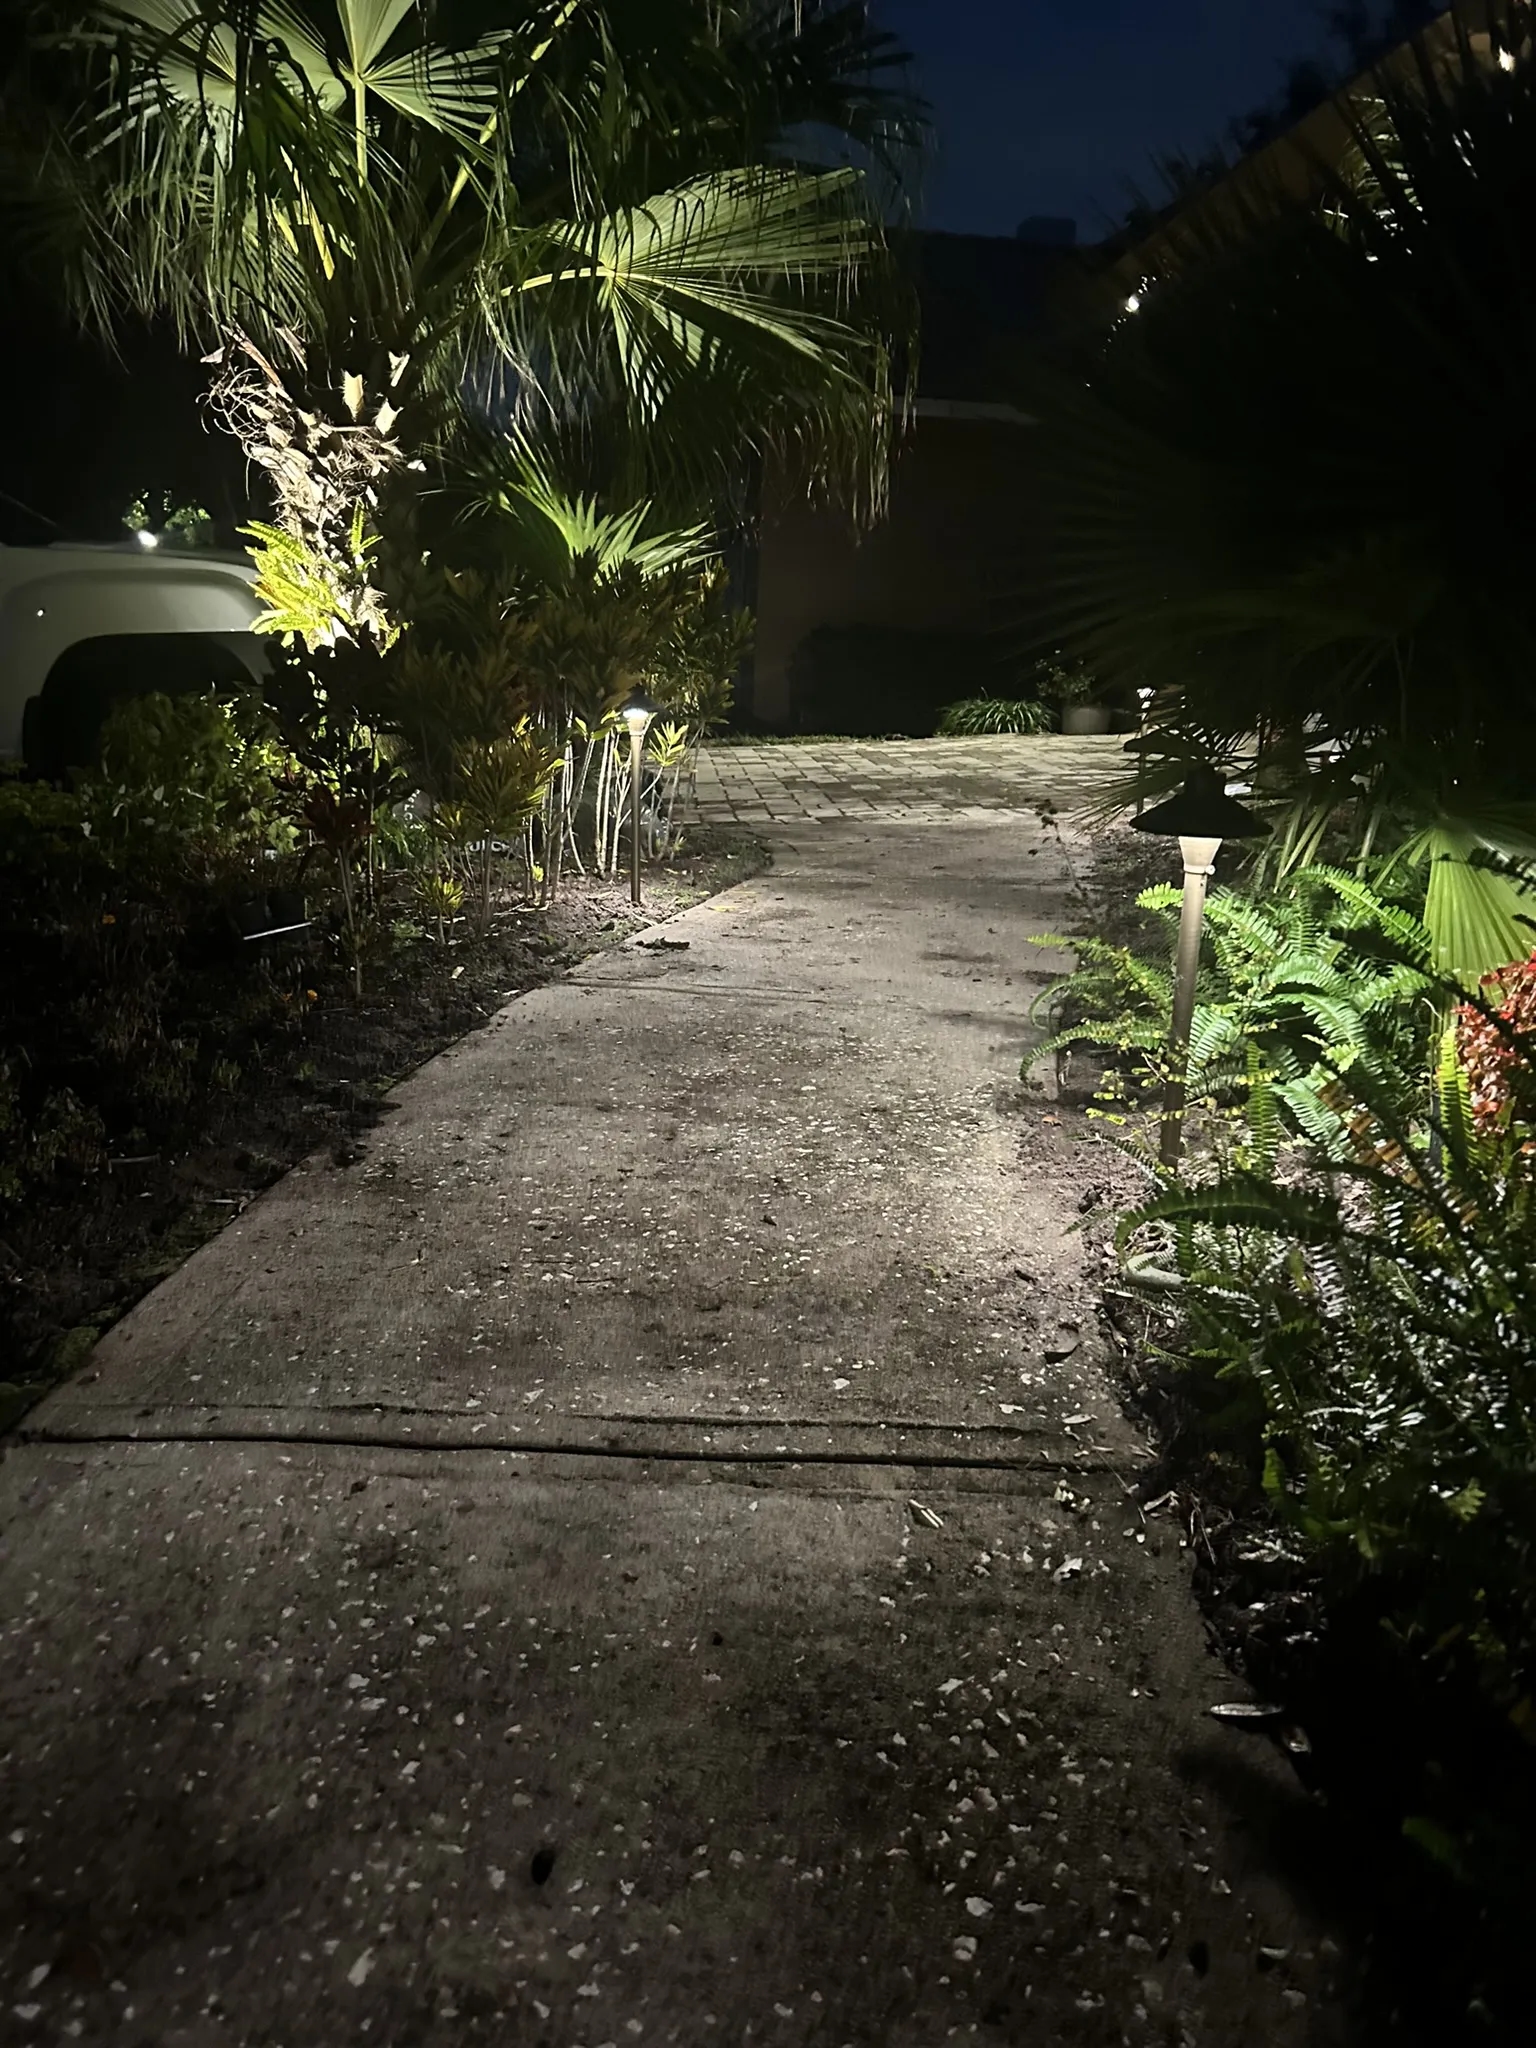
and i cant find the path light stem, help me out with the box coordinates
[1131,769,1268,1170]
[619,689,662,908]
[630,723,644,905]
[1161,835,1220,1167]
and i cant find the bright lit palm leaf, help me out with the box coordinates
[513,169,883,418]
[33,1,911,503]
[473,440,717,584]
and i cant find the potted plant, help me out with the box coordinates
[1032,652,1113,734]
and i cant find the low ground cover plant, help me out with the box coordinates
[935,694,1051,736]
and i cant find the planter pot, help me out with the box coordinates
[1061,704,1112,736]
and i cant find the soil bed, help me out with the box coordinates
[1,829,767,1429]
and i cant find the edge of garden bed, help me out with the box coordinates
[1,829,771,1434]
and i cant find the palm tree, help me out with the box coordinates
[16,1,922,518]
[1023,2,1536,977]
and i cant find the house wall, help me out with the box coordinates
[749,410,1042,727]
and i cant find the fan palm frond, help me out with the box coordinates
[20,1,919,511]
[468,434,717,585]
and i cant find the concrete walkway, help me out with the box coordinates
[1,743,1339,2047]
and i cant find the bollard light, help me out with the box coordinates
[619,686,663,906]
[1132,767,1267,1167]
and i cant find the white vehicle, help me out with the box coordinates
[0,539,267,774]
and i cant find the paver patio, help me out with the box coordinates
[693,734,1124,826]
[0,738,1344,2047]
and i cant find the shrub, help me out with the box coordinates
[79,689,293,888]
[0,693,303,1211]
[0,768,104,898]
[1455,950,1536,1139]
[1034,859,1536,1717]
[1119,1013,1536,1724]
[0,1056,106,1215]
[23,632,261,780]
[936,694,1051,736]
[1028,651,1103,710]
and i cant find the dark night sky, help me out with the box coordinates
[875,0,1334,240]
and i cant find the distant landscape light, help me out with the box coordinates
[135,528,160,549]
[1124,292,1142,313]
[1499,46,1517,70]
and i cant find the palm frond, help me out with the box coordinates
[17,0,920,514]
[1400,825,1536,982]
[467,434,717,585]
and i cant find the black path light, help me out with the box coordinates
[619,686,664,906]
[1133,767,1268,1167]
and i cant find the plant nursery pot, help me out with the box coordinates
[1061,704,1112,735]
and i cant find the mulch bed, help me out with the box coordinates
[1,831,767,1429]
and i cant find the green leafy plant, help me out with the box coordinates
[0,769,102,896]
[245,506,398,654]
[0,1056,106,1217]
[296,784,377,988]
[451,725,565,929]
[935,694,1052,736]
[1028,652,1102,710]
[79,690,293,886]
[638,563,752,855]
[1115,1004,1536,1722]
[413,869,465,943]
[0,717,297,1221]
[452,450,751,888]
[1076,858,1536,1993]
[27,1,920,529]
[1030,864,1438,1156]
[258,640,419,989]
[123,492,216,547]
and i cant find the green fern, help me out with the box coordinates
[1114,1020,1536,1709]
[1030,866,1439,1149]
